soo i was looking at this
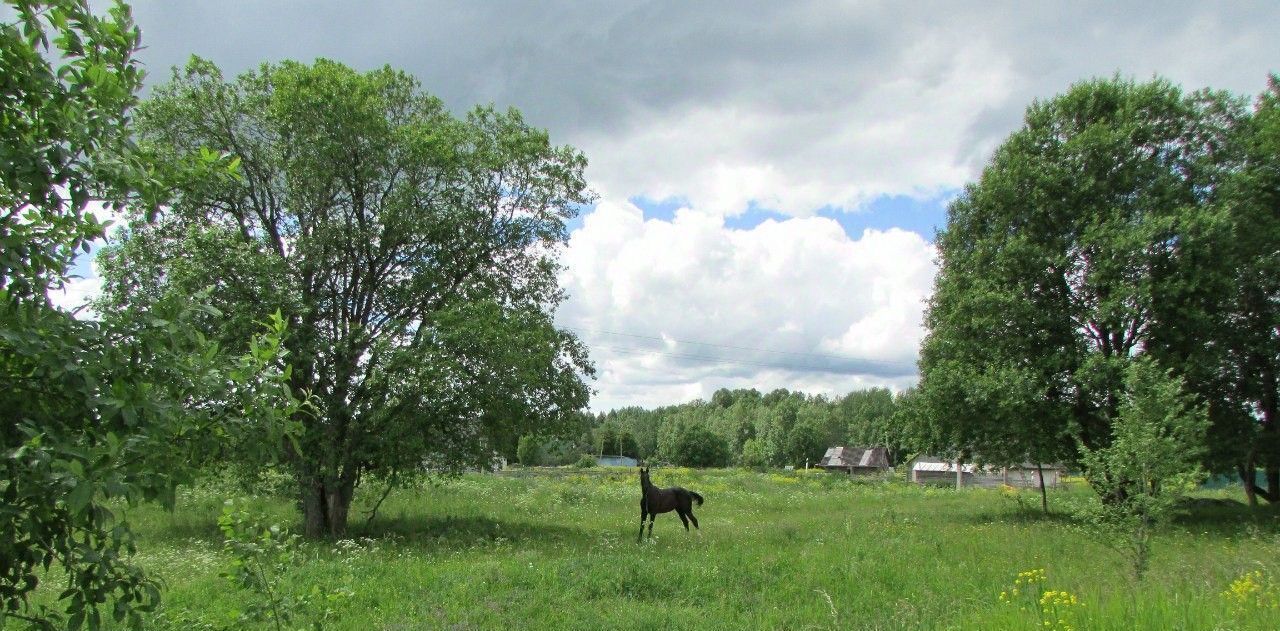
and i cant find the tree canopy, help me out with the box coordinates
[99,57,595,536]
[913,75,1279,504]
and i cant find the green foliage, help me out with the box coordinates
[1,0,143,300]
[1,298,299,628]
[670,424,731,468]
[739,437,772,470]
[1,2,299,628]
[1074,359,1209,580]
[997,568,1081,630]
[573,454,597,468]
[616,430,639,459]
[217,499,302,631]
[596,425,616,456]
[913,75,1272,502]
[784,407,830,466]
[100,56,595,537]
[516,435,542,466]
[588,387,905,471]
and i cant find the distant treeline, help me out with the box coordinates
[516,387,905,468]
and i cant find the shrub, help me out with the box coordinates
[739,437,772,470]
[516,435,541,466]
[1074,358,1209,580]
[218,499,303,630]
[574,454,597,468]
[671,424,731,468]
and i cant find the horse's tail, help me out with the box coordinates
[687,490,704,506]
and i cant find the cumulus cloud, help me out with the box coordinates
[49,0,1279,408]
[557,199,936,409]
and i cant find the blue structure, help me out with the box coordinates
[596,455,639,467]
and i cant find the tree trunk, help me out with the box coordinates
[299,472,357,538]
[1241,464,1258,507]
[301,475,330,538]
[326,478,355,538]
[1037,462,1048,514]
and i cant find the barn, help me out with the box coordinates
[815,446,891,475]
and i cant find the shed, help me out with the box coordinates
[815,446,891,475]
[596,455,638,467]
[910,458,975,486]
[987,463,1063,489]
[910,456,1064,488]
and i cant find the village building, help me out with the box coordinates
[815,446,892,475]
[909,456,1064,488]
[910,458,974,486]
[596,455,639,467]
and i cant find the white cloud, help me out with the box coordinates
[47,276,102,316]
[558,199,937,409]
[52,0,1278,409]
[579,35,1015,216]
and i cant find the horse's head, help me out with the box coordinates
[639,466,650,485]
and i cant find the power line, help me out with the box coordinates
[566,326,916,370]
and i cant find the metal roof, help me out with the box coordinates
[912,461,975,473]
[911,460,1064,473]
[817,446,890,468]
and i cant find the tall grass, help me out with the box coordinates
[36,468,1280,629]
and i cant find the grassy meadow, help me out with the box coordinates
[37,468,1280,630]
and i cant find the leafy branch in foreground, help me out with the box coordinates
[2,1,301,627]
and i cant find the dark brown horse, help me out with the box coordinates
[637,467,704,542]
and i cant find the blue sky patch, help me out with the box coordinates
[625,191,956,242]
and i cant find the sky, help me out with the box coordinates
[51,1,1280,410]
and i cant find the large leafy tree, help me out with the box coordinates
[99,58,594,537]
[1166,77,1280,504]
[2,1,296,627]
[1228,79,1280,503]
[915,77,1240,497]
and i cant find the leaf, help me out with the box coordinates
[68,479,93,514]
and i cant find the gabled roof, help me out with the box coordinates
[817,446,890,469]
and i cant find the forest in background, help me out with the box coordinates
[518,386,903,469]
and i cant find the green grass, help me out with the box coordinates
[35,468,1280,629]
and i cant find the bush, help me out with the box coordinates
[516,435,541,466]
[671,424,732,468]
[542,439,582,466]
[1074,358,1209,580]
[739,437,772,470]
[574,454,597,468]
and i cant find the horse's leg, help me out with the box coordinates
[637,506,647,543]
[647,513,655,539]
[687,511,699,530]
[677,510,690,531]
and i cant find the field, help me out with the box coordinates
[41,468,1280,630]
